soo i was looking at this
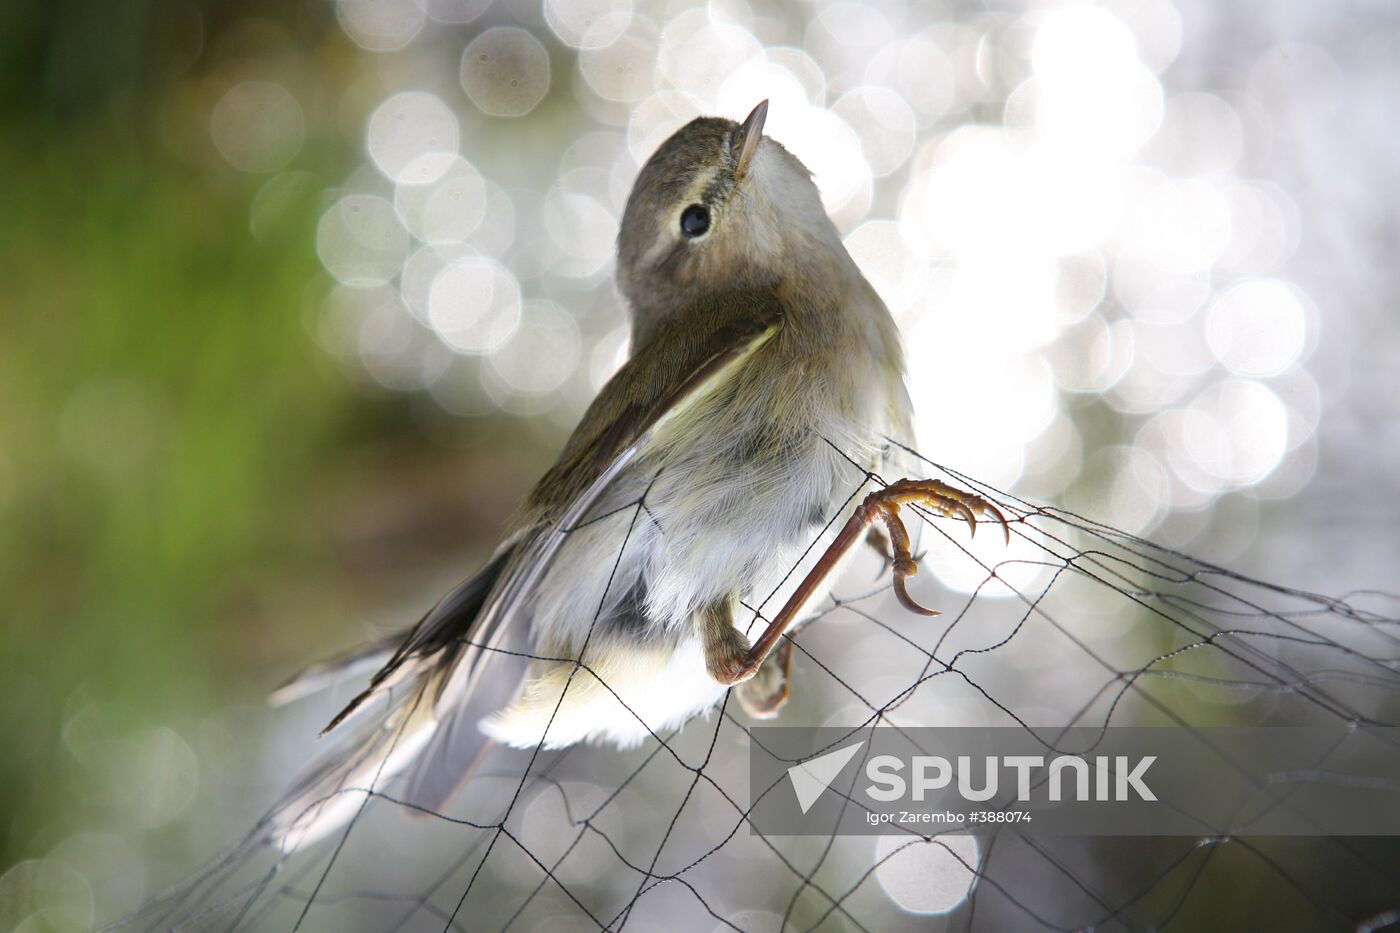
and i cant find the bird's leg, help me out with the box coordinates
[735,639,795,718]
[696,597,752,685]
[711,478,1009,686]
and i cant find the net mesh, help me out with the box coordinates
[108,440,1400,932]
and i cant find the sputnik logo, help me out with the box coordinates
[787,741,865,814]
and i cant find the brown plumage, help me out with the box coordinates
[267,101,918,851]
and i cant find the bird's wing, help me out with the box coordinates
[267,635,399,708]
[521,290,786,526]
[285,293,785,819]
[401,294,784,809]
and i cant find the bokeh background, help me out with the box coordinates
[3,0,1399,929]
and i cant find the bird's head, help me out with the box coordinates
[616,101,844,341]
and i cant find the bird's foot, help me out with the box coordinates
[699,599,755,686]
[706,477,1010,687]
[735,640,795,718]
[861,478,1009,616]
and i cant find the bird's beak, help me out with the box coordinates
[733,99,768,180]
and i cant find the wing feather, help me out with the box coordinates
[274,292,784,834]
[395,300,783,808]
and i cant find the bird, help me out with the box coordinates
[267,100,1006,851]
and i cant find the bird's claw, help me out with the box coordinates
[860,478,1010,616]
[727,477,1012,687]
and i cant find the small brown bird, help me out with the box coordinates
[270,101,1004,850]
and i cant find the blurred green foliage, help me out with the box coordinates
[0,7,557,893]
[0,131,343,861]
[0,0,368,874]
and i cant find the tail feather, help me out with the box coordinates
[400,615,530,813]
[269,669,443,853]
[267,634,399,708]
[318,546,514,736]
[264,544,521,851]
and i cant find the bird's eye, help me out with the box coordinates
[679,204,710,238]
